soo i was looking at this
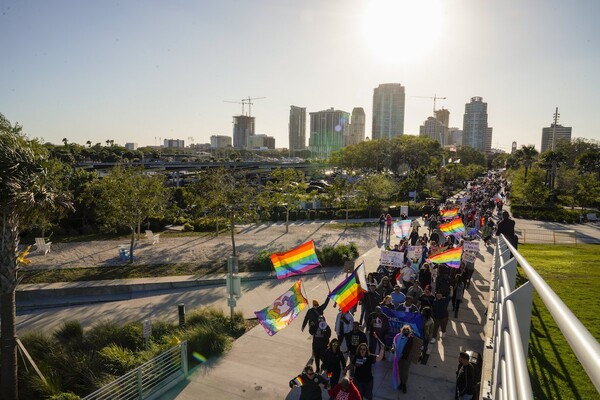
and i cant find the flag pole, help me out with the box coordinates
[319,264,332,292]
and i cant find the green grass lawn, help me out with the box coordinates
[518,244,600,400]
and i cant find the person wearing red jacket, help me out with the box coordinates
[327,378,361,400]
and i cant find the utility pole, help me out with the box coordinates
[551,107,559,151]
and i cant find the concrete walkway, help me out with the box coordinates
[163,240,494,400]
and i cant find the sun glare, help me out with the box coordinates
[362,0,443,64]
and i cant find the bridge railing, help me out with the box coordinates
[480,235,600,399]
[516,228,577,245]
[82,341,188,400]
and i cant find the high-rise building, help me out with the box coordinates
[447,127,463,146]
[125,143,138,151]
[372,83,405,139]
[419,117,445,145]
[232,115,255,149]
[541,124,572,153]
[289,106,306,154]
[462,96,490,151]
[511,141,517,154]
[348,107,366,145]
[485,127,493,152]
[308,108,350,159]
[210,135,232,149]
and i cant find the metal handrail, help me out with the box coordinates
[82,341,188,400]
[500,235,600,392]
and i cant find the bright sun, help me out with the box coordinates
[362,0,443,64]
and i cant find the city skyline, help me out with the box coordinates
[1,1,599,153]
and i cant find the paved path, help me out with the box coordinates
[163,240,494,400]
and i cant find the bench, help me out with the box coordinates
[34,237,52,255]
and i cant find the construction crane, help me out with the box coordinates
[223,96,266,116]
[411,94,447,114]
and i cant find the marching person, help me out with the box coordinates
[289,364,328,400]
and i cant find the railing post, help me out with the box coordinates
[181,341,188,376]
[137,368,143,399]
[553,231,556,244]
[505,282,534,357]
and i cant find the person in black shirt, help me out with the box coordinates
[345,321,367,356]
[302,296,331,335]
[455,352,475,400]
[289,365,328,400]
[495,210,516,247]
[322,338,346,387]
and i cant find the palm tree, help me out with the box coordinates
[514,145,539,181]
[0,114,72,399]
[86,140,92,148]
[62,137,68,146]
[539,150,566,191]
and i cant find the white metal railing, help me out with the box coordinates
[82,341,188,400]
[481,235,600,399]
[516,229,577,245]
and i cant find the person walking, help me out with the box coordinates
[345,342,384,400]
[420,307,434,364]
[312,316,331,372]
[334,309,354,351]
[391,324,415,394]
[345,321,367,356]
[327,378,361,400]
[365,306,389,361]
[289,365,328,400]
[431,291,451,342]
[386,213,393,239]
[495,210,516,248]
[378,213,386,237]
[302,296,331,335]
[452,274,465,318]
[455,352,476,400]
[322,338,346,387]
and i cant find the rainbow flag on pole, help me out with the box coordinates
[439,218,465,237]
[255,280,308,336]
[440,208,459,219]
[270,240,321,280]
[429,246,463,268]
[329,263,368,312]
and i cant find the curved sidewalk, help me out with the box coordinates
[163,241,494,400]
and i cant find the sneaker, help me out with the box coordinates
[430,338,436,344]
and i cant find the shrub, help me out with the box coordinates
[98,344,138,376]
[49,393,81,400]
[317,242,359,266]
[183,222,194,232]
[84,321,144,352]
[54,320,84,347]
[251,249,273,272]
[185,325,231,364]
[511,204,581,223]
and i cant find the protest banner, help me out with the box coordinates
[407,246,423,260]
[380,307,423,346]
[462,252,477,263]
[463,241,480,253]
[379,250,405,267]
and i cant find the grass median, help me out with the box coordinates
[518,244,599,400]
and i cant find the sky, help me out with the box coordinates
[1,0,599,153]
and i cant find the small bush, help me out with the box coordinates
[183,222,194,232]
[98,344,138,376]
[84,321,144,352]
[185,325,231,364]
[317,242,359,266]
[54,320,84,346]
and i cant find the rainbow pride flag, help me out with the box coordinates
[393,219,412,238]
[429,246,463,268]
[270,240,321,280]
[329,263,367,313]
[440,208,459,219]
[292,376,305,387]
[255,280,308,336]
[439,218,465,237]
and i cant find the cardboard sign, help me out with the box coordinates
[380,250,405,267]
[463,241,480,253]
[462,252,477,263]
[407,246,423,260]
